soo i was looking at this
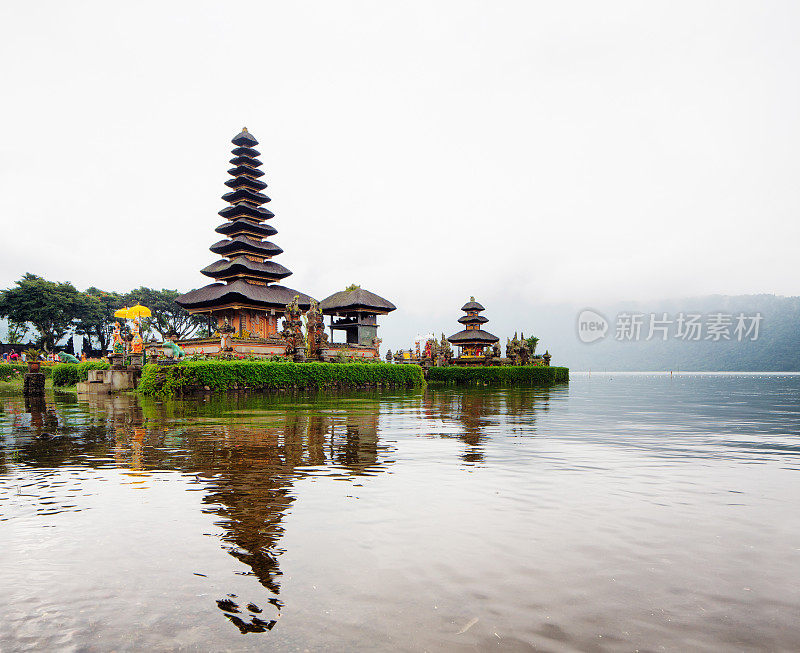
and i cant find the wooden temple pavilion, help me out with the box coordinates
[320,288,396,347]
[447,297,499,358]
[176,128,314,339]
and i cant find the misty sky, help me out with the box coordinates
[1,1,799,352]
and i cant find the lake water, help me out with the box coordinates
[1,374,799,652]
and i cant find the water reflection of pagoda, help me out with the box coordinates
[66,395,387,635]
[176,128,315,338]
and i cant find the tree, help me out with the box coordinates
[524,335,540,354]
[75,287,124,353]
[0,274,94,353]
[6,320,27,344]
[121,287,204,340]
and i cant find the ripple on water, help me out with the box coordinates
[0,378,799,650]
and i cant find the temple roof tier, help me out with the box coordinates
[209,236,284,258]
[175,128,314,318]
[447,329,499,344]
[224,176,268,191]
[215,219,277,238]
[229,155,263,167]
[461,299,485,312]
[201,256,292,281]
[230,146,261,158]
[222,188,270,205]
[177,280,315,312]
[320,288,397,315]
[232,128,259,147]
[458,314,489,325]
[218,204,274,221]
[227,165,265,178]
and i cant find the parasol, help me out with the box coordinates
[126,303,152,319]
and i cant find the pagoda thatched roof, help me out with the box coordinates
[458,314,488,325]
[201,256,291,280]
[176,280,315,311]
[232,128,259,147]
[461,299,485,312]
[209,236,283,258]
[447,329,499,344]
[320,288,396,315]
[215,219,277,238]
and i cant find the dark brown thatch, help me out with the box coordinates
[461,300,485,312]
[215,219,277,238]
[230,146,261,158]
[320,288,396,314]
[227,164,265,178]
[232,129,259,147]
[221,188,269,205]
[176,280,315,311]
[218,203,274,221]
[201,256,291,280]
[447,329,499,344]
[224,176,268,191]
[209,237,283,258]
[458,314,488,325]
[228,155,263,168]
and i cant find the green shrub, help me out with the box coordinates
[0,363,60,381]
[427,365,569,386]
[0,364,26,382]
[137,361,426,396]
[52,361,110,387]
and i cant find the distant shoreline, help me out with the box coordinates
[571,370,800,375]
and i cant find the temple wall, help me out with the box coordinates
[215,311,278,339]
[147,339,380,361]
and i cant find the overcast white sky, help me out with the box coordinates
[1,1,799,350]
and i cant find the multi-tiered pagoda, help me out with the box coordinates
[177,128,314,339]
[447,297,499,357]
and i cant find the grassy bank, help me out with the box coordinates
[428,365,569,386]
[137,361,426,396]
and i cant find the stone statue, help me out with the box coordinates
[281,295,305,357]
[162,339,185,360]
[306,299,326,360]
[385,349,393,363]
[111,321,124,354]
[130,318,143,354]
[440,333,453,364]
[491,341,501,358]
[220,318,235,353]
[519,342,530,365]
[543,350,551,367]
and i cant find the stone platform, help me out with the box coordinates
[23,372,46,396]
[77,368,142,394]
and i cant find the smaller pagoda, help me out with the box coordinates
[320,286,396,350]
[447,297,499,358]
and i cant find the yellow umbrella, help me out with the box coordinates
[127,303,152,319]
[114,307,132,319]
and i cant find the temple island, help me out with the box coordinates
[72,127,566,395]
[389,297,552,368]
[170,128,393,362]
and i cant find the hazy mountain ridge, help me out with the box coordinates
[550,294,800,371]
